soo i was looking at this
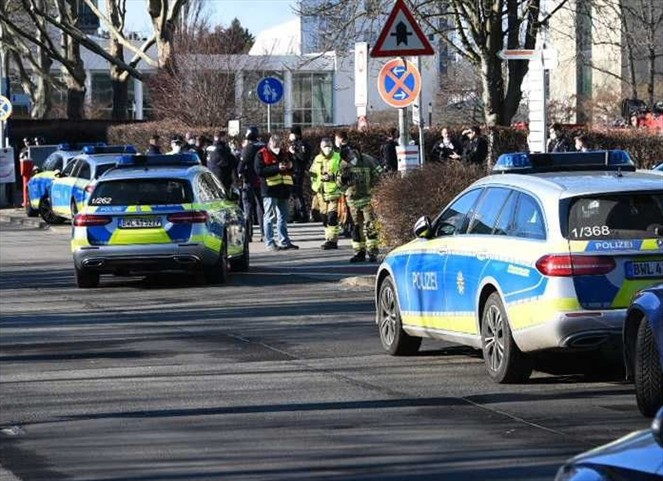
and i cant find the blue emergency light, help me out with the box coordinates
[82,145,136,155]
[58,142,106,152]
[492,150,636,174]
[115,153,201,167]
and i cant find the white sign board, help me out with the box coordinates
[0,147,16,184]
[527,55,547,153]
[228,120,241,138]
[354,42,368,109]
[397,145,419,173]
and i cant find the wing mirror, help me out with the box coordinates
[653,407,663,448]
[53,169,63,178]
[413,216,432,239]
[228,187,241,202]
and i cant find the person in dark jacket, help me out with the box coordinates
[255,134,299,251]
[547,123,572,152]
[206,130,236,191]
[431,127,460,162]
[379,127,399,172]
[459,126,488,165]
[146,134,162,155]
[238,127,265,242]
[287,126,311,223]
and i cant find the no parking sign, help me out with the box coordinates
[377,59,421,109]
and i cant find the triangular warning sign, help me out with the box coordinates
[370,0,434,57]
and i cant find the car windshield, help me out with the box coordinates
[42,154,63,171]
[566,192,663,240]
[89,178,193,206]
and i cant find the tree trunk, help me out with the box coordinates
[480,58,506,127]
[62,34,86,120]
[34,40,53,119]
[110,38,128,120]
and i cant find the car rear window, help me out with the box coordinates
[567,192,663,240]
[95,164,116,178]
[89,179,193,206]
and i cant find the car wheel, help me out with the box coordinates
[230,233,250,272]
[70,198,78,216]
[75,267,99,288]
[204,238,229,285]
[481,292,532,383]
[635,317,663,417]
[25,191,38,217]
[38,196,64,225]
[377,276,421,356]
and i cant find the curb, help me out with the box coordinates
[0,212,48,229]
[339,275,375,289]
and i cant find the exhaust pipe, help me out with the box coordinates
[83,259,105,267]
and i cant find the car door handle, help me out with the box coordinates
[437,247,448,254]
[476,250,488,261]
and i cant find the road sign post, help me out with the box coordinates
[257,77,284,134]
[354,42,368,120]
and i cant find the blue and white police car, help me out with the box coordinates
[71,154,248,288]
[375,150,663,383]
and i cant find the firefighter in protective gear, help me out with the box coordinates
[309,138,342,250]
[339,148,382,262]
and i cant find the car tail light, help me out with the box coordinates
[167,211,209,224]
[74,214,111,227]
[535,254,615,277]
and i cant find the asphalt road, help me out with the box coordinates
[0,221,651,481]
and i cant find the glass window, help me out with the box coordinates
[89,179,193,206]
[76,162,91,180]
[292,72,333,128]
[195,174,223,202]
[567,193,663,240]
[493,191,517,236]
[66,159,83,177]
[43,154,64,172]
[434,188,482,237]
[512,194,546,240]
[468,187,512,235]
[94,164,115,179]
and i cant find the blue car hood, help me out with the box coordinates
[570,430,663,475]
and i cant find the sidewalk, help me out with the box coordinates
[0,208,47,229]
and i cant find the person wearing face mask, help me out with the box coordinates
[287,126,311,223]
[167,135,184,155]
[309,138,343,250]
[255,134,299,251]
[339,146,382,263]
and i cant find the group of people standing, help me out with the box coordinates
[146,127,381,263]
[429,126,489,165]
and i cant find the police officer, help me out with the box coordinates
[146,134,162,155]
[309,138,342,250]
[287,126,311,223]
[379,127,398,172]
[339,147,381,263]
[238,127,265,242]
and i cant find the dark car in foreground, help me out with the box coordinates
[624,283,663,417]
[555,407,663,480]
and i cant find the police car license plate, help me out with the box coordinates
[625,260,663,279]
[118,217,162,229]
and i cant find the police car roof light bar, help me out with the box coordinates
[115,153,201,168]
[82,145,137,155]
[493,150,636,174]
[58,142,107,152]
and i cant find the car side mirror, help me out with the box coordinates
[413,216,432,239]
[653,407,663,448]
[228,187,240,202]
[54,169,63,178]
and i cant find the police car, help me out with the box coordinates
[27,144,132,223]
[71,153,248,288]
[375,150,663,383]
[50,145,136,220]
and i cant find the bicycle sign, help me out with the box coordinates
[257,77,284,105]
[377,59,421,108]
[0,96,12,121]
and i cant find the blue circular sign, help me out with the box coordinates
[257,77,284,105]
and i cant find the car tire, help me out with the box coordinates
[481,292,532,384]
[39,196,64,225]
[230,233,250,272]
[634,317,663,417]
[204,238,229,285]
[377,276,421,356]
[25,191,38,217]
[75,267,99,288]
[70,198,78,217]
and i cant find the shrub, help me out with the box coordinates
[372,161,484,250]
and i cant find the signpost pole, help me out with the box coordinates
[267,104,271,134]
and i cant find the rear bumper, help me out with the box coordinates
[513,309,625,352]
[73,243,217,275]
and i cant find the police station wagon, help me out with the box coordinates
[71,154,248,288]
[375,151,663,383]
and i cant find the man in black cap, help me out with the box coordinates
[238,127,265,242]
[287,125,311,222]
